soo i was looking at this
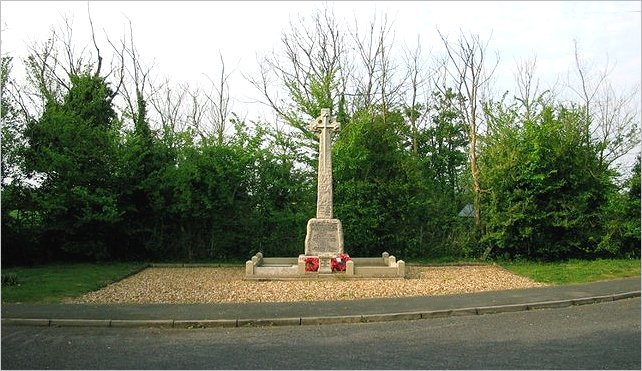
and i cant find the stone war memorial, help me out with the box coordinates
[245,108,405,279]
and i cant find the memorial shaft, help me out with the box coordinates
[304,108,343,257]
[316,109,334,219]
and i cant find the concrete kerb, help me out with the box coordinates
[238,318,302,327]
[526,299,573,310]
[301,314,363,326]
[612,291,640,301]
[109,319,174,328]
[475,303,528,315]
[360,312,422,323]
[173,319,238,328]
[50,319,111,327]
[1,318,51,327]
[2,291,639,329]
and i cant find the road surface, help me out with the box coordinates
[2,298,639,369]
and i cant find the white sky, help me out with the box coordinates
[1,0,641,122]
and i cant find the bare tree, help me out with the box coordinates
[108,20,234,146]
[59,16,84,78]
[401,35,430,154]
[186,85,206,140]
[569,40,640,171]
[148,79,189,137]
[513,56,542,122]
[247,6,345,150]
[375,16,407,124]
[438,30,499,228]
[203,51,232,145]
[349,12,407,123]
[23,32,67,110]
[350,14,381,113]
[17,7,126,123]
[107,18,153,131]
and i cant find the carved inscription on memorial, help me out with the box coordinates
[305,218,344,256]
[309,223,339,253]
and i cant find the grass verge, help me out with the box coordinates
[1,262,147,303]
[500,258,641,285]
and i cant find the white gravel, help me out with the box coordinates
[70,265,548,304]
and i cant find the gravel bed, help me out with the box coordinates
[70,265,548,304]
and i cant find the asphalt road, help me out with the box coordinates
[2,298,640,370]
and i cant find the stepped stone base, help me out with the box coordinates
[245,252,405,280]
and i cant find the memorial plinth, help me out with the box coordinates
[304,218,343,256]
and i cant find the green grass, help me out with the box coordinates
[501,258,641,285]
[1,262,147,303]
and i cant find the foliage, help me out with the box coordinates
[412,88,473,258]
[480,98,626,260]
[1,56,26,186]
[1,186,45,264]
[598,157,641,258]
[3,65,314,264]
[20,73,121,261]
[501,258,641,284]
[419,88,469,197]
[118,118,312,262]
[114,97,177,260]
[1,273,19,287]
[334,108,417,257]
[2,13,639,266]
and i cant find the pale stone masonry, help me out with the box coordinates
[244,251,405,279]
[310,108,339,219]
[304,109,344,257]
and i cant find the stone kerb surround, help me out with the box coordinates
[244,251,405,279]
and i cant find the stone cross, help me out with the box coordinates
[304,108,344,259]
[309,108,340,219]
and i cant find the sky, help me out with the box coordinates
[1,0,641,122]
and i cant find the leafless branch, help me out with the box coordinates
[87,3,102,77]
